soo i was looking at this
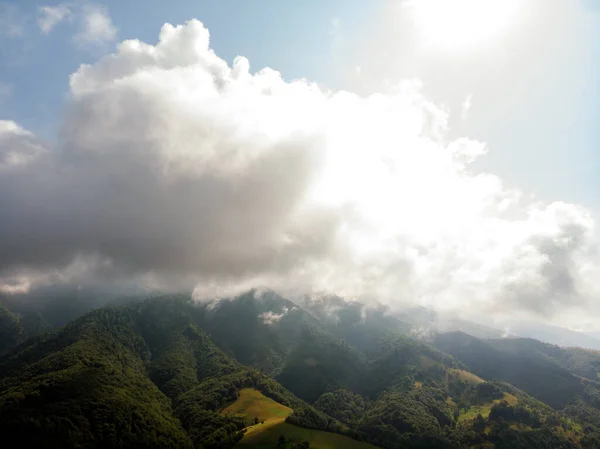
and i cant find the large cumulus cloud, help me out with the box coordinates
[0,20,598,322]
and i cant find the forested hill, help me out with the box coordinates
[0,296,346,449]
[1,291,600,448]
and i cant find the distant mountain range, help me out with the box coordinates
[395,305,600,351]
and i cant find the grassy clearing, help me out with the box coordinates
[458,404,493,422]
[458,393,518,422]
[449,369,485,384]
[225,388,379,449]
[501,393,517,406]
[239,421,379,449]
[222,388,292,425]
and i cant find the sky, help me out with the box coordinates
[0,0,599,329]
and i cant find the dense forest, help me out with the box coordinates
[1,290,600,448]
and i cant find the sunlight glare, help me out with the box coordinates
[407,0,522,51]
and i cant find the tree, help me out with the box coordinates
[474,414,486,433]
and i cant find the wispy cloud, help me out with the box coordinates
[75,3,117,46]
[38,4,73,34]
[0,4,30,67]
[0,3,26,38]
[258,307,292,325]
[37,2,117,48]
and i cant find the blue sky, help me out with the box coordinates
[1,0,600,326]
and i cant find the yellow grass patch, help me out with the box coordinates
[222,388,292,425]
[226,389,380,449]
[240,421,379,449]
[499,393,517,406]
[458,393,518,422]
[449,368,485,384]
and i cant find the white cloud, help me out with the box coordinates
[1,20,599,327]
[75,3,116,46]
[38,4,73,34]
[0,277,30,295]
[258,308,288,325]
[0,120,46,167]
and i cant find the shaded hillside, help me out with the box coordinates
[505,322,600,351]
[433,331,584,409]
[0,287,149,355]
[197,289,320,376]
[198,291,369,402]
[198,292,590,448]
[394,306,507,340]
[0,296,347,449]
[295,294,412,353]
[488,337,600,382]
[0,304,25,354]
[276,325,367,403]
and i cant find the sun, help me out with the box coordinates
[406,0,522,51]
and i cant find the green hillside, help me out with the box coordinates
[0,304,195,449]
[433,331,585,409]
[199,295,589,448]
[198,290,331,378]
[0,296,348,449]
[222,388,378,449]
[0,291,600,448]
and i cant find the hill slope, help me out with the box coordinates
[198,292,591,448]
[0,296,349,449]
[2,291,600,448]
